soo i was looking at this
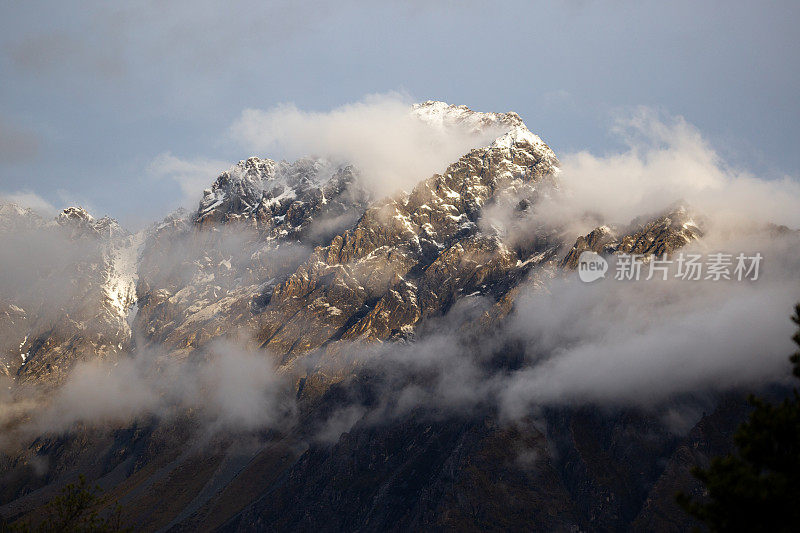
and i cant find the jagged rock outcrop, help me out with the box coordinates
[132,156,371,354]
[196,157,369,242]
[561,206,703,269]
[0,204,141,385]
[256,120,560,371]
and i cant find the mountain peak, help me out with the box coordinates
[58,206,94,224]
[411,100,525,135]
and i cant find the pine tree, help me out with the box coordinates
[4,475,129,532]
[677,304,800,532]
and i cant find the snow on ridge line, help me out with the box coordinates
[198,156,342,220]
[412,101,554,157]
[104,229,146,322]
[491,125,545,148]
[195,101,557,222]
[412,100,523,135]
[205,101,549,191]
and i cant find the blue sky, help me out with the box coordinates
[0,0,798,228]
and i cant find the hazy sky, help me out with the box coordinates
[0,0,798,228]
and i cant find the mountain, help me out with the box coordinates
[0,102,794,531]
[134,156,370,357]
[0,205,141,387]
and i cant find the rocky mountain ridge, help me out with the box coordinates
[0,102,771,532]
[0,205,141,386]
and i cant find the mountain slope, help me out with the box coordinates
[0,102,792,532]
[0,206,142,386]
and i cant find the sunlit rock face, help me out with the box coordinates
[133,155,371,355]
[561,206,704,269]
[129,102,563,367]
[256,111,560,368]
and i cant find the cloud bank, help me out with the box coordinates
[1,340,295,449]
[229,93,507,197]
[0,191,55,216]
[537,108,800,236]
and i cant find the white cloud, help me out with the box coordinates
[537,107,800,235]
[18,340,295,439]
[502,259,800,415]
[0,190,56,216]
[149,151,230,209]
[229,93,507,197]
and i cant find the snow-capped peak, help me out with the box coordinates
[197,155,349,224]
[58,206,94,224]
[411,100,524,136]
[412,101,556,167]
[0,203,34,218]
[0,202,45,232]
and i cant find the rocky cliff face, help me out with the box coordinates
[0,205,141,387]
[0,102,778,531]
[255,121,559,371]
[132,156,370,356]
[561,206,703,269]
